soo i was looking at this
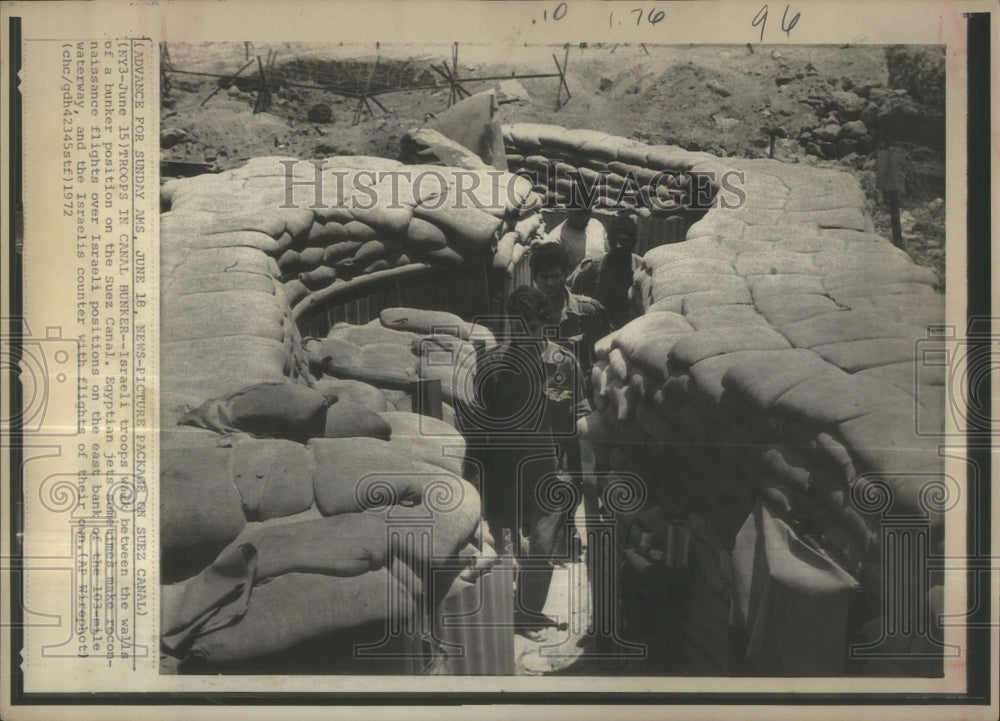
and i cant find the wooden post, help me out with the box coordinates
[876,146,906,248]
[245,41,250,61]
[253,55,270,113]
[200,58,255,107]
[768,130,777,159]
[887,191,903,247]
[451,42,459,106]
[553,47,571,110]
[411,378,443,420]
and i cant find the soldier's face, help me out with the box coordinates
[534,268,566,303]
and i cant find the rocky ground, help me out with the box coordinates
[160,42,946,287]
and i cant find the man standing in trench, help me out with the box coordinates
[467,286,590,639]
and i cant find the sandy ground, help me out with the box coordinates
[161,41,944,285]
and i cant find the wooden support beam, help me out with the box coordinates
[553,47,571,109]
[200,58,255,107]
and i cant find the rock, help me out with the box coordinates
[771,50,783,59]
[307,104,333,123]
[836,138,863,156]
[599,76,614,91]
[776,74,794,86]
[815,123,842,141]
[830,90,865,121]
[706,80,731,97]
[760,109,772,118]
[795,72,805,80]
[839,120,868,139]
[806,142,824,158]
[841,77,854,91]
[713,115,740,131]
[160,128,191,150]
[900,210,917,232]
[860,102,880,128]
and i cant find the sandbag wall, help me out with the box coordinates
[158,157,527,672]
[162,155,538,323]
[580,156,945,676]
[501,123,718,220]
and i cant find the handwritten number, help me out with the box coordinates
[648,9,665,24]
[631,8,643,25]
[752,5,768,43]
[781,4,800,35]
[553,2,567,20]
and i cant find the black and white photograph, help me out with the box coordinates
[156,39,951,677]
[1,0,994,717]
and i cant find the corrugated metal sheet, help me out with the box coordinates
[436,564,516,675]
[636,215,687,255]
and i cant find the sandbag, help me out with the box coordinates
[324,400,393,440]
[181,382,330,441]
[161,446,246,582]
[748,274,827,301]
[414,335,477,406]
[811,338,914,372]
[379,411,466,476]
[298,265,337,290]
[754,294,843,325]
[342,220,377,243]
[283,279,310,307]
[686,304,767,331]
[651,272,746,300]
[412,203,502,252]
[160,544,257,652]
[230,439,316,521]
[678,286,754,312]
[304,336,364,374]
[771,372,913,428]
[612,311,694,376]
[404,216,450,251]
[311,378,389,412]
[188,569,411,664]
[305,220,350,246]
[668,326,791,370]
[381,307,465,337]
[321,240,363,264]
[778,311,920,349]
[427,246,468,266]
[162,291,286,344]
[329,320,422,348]
[359,342,418,377]
[222,513,389,581]
[167,271,279,297]
[161,336,289,401]
[310,437,463,516]
[734,251,819,276]
[720,349,835,411]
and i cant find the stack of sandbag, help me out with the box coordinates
[492,214,544,276]
[580,156,945,675]
[160,400,487,668]
[501,123,718,218]
[161,155,540,322]
[304,307,496,420]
